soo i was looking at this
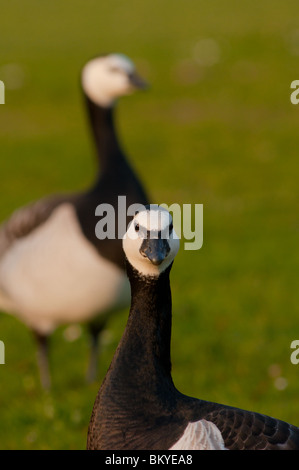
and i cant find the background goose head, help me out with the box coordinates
[81,53,148,108]
[123,205,180,277]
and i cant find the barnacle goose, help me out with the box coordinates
[0,54,149,388]
[87,205,299,450]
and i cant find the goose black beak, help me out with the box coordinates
[129,72,149,90]
[139,238,170,266]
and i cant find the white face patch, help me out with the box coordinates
[134,208,172,234]
[123,206,180,277]
[108,54,135,75]
[81,53,138,107]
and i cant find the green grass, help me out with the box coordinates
[0,0,299,449]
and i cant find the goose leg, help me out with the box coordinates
[86,321,106,383]
[33,331,51,390]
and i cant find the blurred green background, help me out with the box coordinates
[0,0,298,449]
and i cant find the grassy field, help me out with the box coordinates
[0,0,299,449]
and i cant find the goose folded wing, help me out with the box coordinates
[204,407,299,450]
[0,194,74,257]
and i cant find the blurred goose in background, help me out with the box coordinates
[0,53,149,388]
[87,206,299,450]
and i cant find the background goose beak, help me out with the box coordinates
[139,238,170,266]
[129,72,149,90]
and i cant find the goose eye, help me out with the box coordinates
[109,66,122,74]
[135,223,140,232]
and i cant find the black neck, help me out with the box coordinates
[102,261,175,407]
[85,95,127,178]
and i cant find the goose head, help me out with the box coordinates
[81,53,148,108]
[123,205,180,277]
